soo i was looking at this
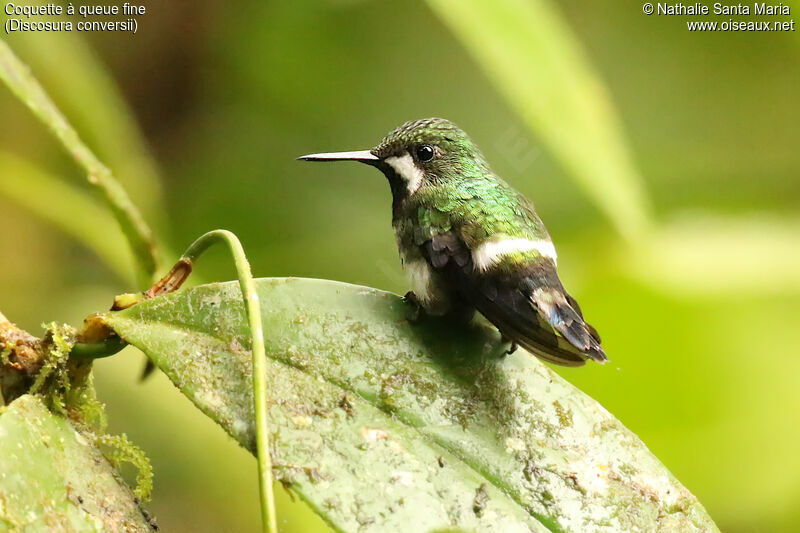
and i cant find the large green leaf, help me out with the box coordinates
[0,395,155,531]
[101,278,717,532]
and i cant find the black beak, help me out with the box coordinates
[297,150,380,165]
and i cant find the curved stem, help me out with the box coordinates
[179,230,277,533]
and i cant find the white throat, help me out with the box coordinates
[385,152,424,195]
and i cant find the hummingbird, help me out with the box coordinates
[299,118,606,366]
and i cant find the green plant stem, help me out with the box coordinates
[179,230,277,533]
[70,337,128,360]
[0,151,136,284]
[10,33,168,226]
[0,40,158,289]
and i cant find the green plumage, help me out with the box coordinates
[378,118,551,272]
[301,117,607,366]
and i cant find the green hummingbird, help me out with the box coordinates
[299,118,607,366]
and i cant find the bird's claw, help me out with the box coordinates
[500,334,518,356]
[403,291,423,323]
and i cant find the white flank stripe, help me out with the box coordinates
[472,238,558,270]
[403,259,432,303]
[385,152,424,195]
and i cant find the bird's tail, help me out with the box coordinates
[529,287,607,363]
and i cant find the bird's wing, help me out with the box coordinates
[422,231,606,366]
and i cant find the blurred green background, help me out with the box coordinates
[1,1,799,531]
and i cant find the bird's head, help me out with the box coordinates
[299,118,488,200]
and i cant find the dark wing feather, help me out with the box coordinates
[565,292,602,344]
[423,233,604,366]
[525,283,607,363]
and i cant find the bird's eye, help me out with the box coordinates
[415,144,434,162]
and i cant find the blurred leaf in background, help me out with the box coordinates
[1,1,798,532]
[427,0,653,242]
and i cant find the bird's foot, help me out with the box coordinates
[403,291,423,323]
[500,334,518,356]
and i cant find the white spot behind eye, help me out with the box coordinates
[385,152,424,194]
